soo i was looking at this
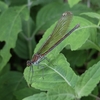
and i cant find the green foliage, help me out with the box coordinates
[68,0,80,7]
[0,71,27,100]
[75,61,100,98]
[0,0,100,100]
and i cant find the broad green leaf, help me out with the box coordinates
[0,6,28,72]
[0,63,10,75]
[7,0,27,6]
[15,6,29,21]
[36,2,91,33]
[68,0,80,8]
[31,0,62,6]
[23,92,47,100]
[80,12,100,25]
[47,84,76,100]
[23,84,76,100]
[14,17,36,59]
[0,1,8,12]
[80,12,100,20]
[14,88,40,100]
[24,54,79,90]
[36,2,68,31]
[0,71,26,100]
[82,87,98,100]
[75,61,100,98]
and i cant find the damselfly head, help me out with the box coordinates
[27,60,32,66]
[62,11,72,17]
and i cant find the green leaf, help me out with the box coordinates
[68,0,80,8]
[80,12,100,20]
[47,84,76,100]
[7,0,27,6]
[23,92,47,100]
[0,71,26,100]
[82,87,98,100]
[14,88,41,100]
[14,17,36,59]
[0,6,28,72]
[0,63,10,75]
[31,0,62,6]
[23,84,76,100]
[0,1,8,12]
[15,6,29,21]
[80,12,100,25]
[36,2,91,33]
[24,54,79,90]
[75,61,100,98]
[36,2,68,31]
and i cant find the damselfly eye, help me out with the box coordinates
[27,60,32,66]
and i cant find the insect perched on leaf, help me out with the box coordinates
[27,11,80,84]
